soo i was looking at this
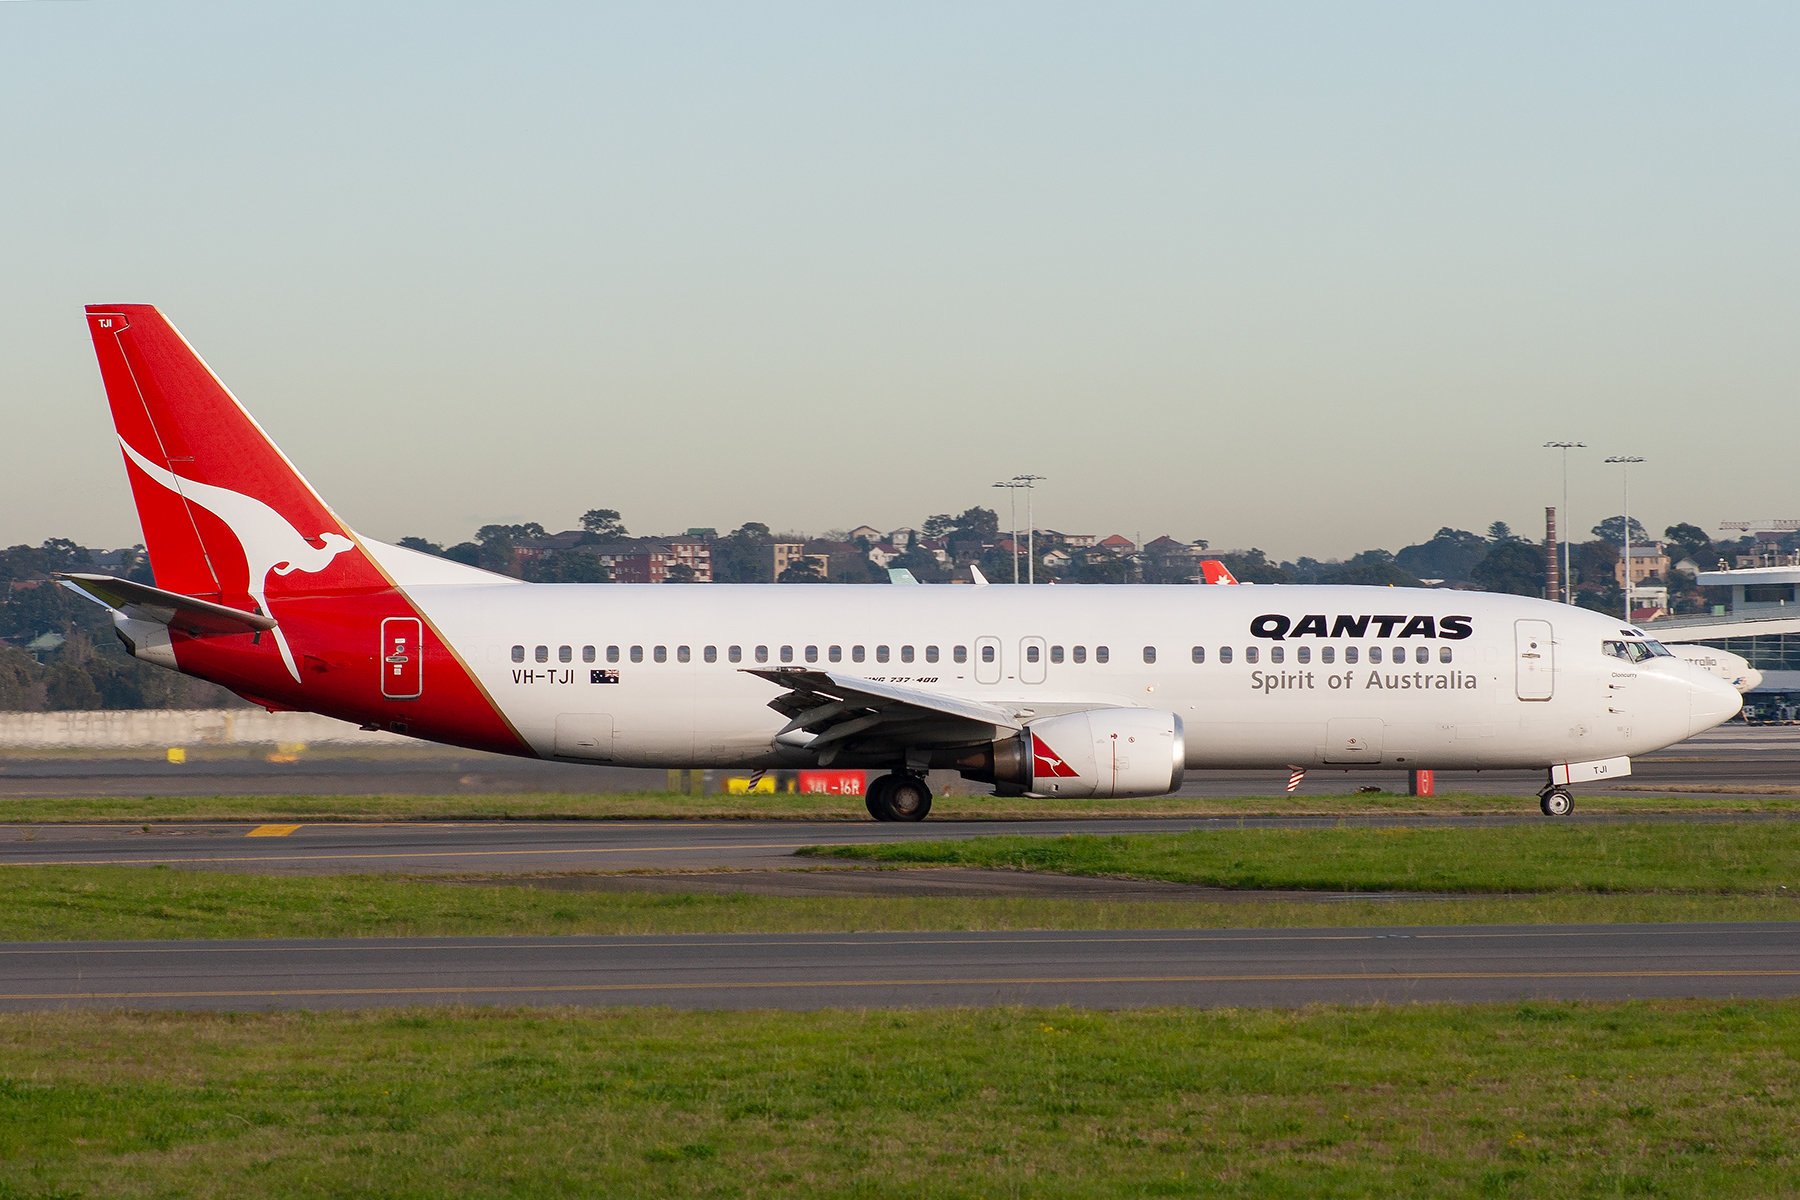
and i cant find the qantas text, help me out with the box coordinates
[1249,614,1472,641]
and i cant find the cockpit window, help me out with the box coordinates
[1603,640,1657,663]
[1642,640,1674,657]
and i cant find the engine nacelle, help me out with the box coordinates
[955,709,1185,798]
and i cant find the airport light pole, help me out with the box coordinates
[992,481,1024,583]
[1605,455,1644,621]
[1013,475,1047,584]
[1543,441,1586,604]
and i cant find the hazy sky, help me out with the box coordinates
[3,2,1795,560]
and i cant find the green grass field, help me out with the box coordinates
[1,789,1797,824]
[1,1001,1797,1198]
[0,865,1795,944]
[803,823,1800,894]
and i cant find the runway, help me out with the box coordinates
[5,810,1799,875]
[3,724,1794,800]
[1,922,1793,1012]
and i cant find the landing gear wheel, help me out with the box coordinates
[866,772,933,822]
[865,773,898,821]
[1540,788,1574,817]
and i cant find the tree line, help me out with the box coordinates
[0,515,1779,710]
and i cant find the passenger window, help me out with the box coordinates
[559,645,572,663]
[805,645,818,663]
[1439,646,1451,664]
[829,646,842,663]
[853,646,866,663]
[1142,646,1156,664]
[1191,646,1204,663]
[1051,646,1064,664]
[511,645,525,663]
[1219,646,1232,664]
[654,646,667,663]
[925,646,939,663]
[677,646,690,663]
[1026,645,1040,663]
[607,645,620,663]
[704,646,718,663]
[755,646,769,663]
[535,645,549,663]
[1270,646,1283,664]
[1392,647,1405,664]
[582,646,595,663]
[780,646,794,663]
[728,646,742,663]
[1245,646,1258,664]
[877,646,890,663]
[1322,646,1334,664]
[1073,646,1086,663]
[952,646,967,664]
[1096,646,1109,663]
[980,645,994,663]
[631,646,644,663]
[1369,646,1383,664]
[1296,646,1310,664]
[1345,646,1358,664]
[901,646,914,663]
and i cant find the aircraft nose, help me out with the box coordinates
[1689,667,1743,736]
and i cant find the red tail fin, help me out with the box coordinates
[84,305,382,608]
[1200,560,1239,585]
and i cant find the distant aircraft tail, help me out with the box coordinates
[1200,560,1239,585]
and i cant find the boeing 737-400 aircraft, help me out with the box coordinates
[60,305,1742,820]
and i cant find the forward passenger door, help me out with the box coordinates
[1515,620,1554,701]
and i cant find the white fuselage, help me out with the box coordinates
[404,581,1742,773]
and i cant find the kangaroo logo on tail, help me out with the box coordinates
[120,438,355,682]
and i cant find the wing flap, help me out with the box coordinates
[744,668,1020,763]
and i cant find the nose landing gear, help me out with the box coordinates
[865,771,934,822]
[1538,787,1574,817]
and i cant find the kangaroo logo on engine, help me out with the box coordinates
[1249,614,1473,640]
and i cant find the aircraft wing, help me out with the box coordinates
[744,668,1022,766]
[55,572,278,638]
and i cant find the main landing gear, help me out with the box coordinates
[866,771,933,822]
[1538,787,1574,818]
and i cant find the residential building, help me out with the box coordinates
[765,543,829,580]
[583,540,675,584]
[661,535,713,583]
[1613,543,1670,589]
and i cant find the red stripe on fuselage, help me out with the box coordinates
[168,587,530,758]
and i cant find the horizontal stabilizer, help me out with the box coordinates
[55,573,278,638]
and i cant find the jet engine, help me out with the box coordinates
[951,709,1185,798]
